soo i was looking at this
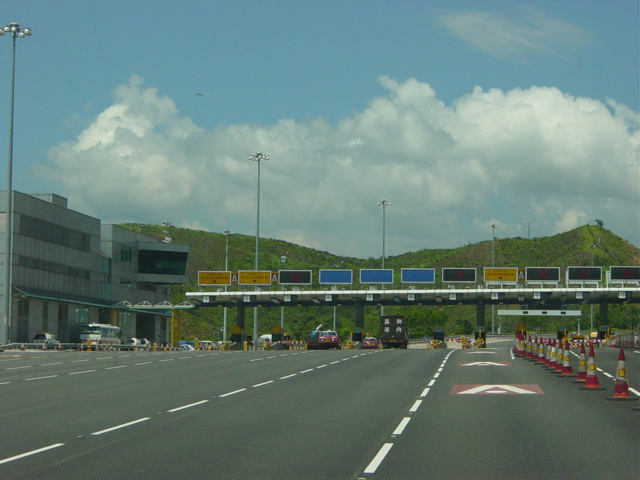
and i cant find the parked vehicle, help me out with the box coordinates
[362,337,378,349]
[32,332,60,349]
[80,323,121,347]
[318,330,341,349]
[379,315,408,349]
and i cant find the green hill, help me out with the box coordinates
[122,223,640,340]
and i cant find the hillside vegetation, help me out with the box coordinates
[122,223,640,340]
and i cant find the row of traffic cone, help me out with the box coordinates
[520,336,638,402]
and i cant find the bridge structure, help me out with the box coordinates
[185,266,640,341]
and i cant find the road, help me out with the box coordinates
[1,342,638,479]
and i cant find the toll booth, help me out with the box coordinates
[433,327,444,341]
[557,326,568,340]
[475,327,486,348]
[271,326,283,343]
[228,326,244,351]
[598,325,610,340]
[352,327,363,343]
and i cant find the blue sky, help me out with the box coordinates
[0,1,638,259]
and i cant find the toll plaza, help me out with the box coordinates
[187,268,640,344]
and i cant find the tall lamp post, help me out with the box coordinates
[490,224,497,334]
[378,200,391,315]
[248,153,269,349]
[0,22,32,345]
[222,230,230,342]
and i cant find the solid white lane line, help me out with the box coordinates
[219,388,247,397]
[167,400,209,413]
[252,380,274,388]
[0,443,65,465]
[91,417,150,435]
[25,375,59,381]
[392,417,411,435]
[69,370,96,375]
[364,443,394,474]
[409,399,422,413]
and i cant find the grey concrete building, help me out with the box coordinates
[0,191,189,345]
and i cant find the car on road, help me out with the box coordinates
[362,337,378,349]
[32,332,60,349]
[318,331,341,350]
[123,337,150,350]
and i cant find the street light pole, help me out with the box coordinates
[490,224,497,334]
[378,200,391,315]
[0,22,32,345]
[222,230,230,342]
[248,153,269,349]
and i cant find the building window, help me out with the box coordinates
[75,307,89,324]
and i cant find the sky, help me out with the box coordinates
[0,1,638,260]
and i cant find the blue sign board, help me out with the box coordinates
[360,269,394,284]
[401,268,435,283]
[319,269,353,285]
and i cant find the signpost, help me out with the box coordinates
[237,270,272,285]
[198,271,231,286]
[484,267,518,282]
[360,269,394,284]
[278,270,312,285]
[401,268,435,284]
[442,268,476,283]
[319,269,353,285]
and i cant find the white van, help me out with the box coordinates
[33,332,60,349]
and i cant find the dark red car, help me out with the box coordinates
[318,331,341,350]
[362,337,378,349]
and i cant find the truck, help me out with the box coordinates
[379,315,408,349]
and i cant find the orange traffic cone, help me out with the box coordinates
[559,341,575,377]
[526,336,533,359]
[606,348,638,401]
[554,340,564,373]
[547,340,558,370]
[580,343,605,390]
[572,341,587,383]
[535,338,546,364]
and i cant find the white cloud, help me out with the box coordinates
[440,8,590,61]
[40,75,639,258]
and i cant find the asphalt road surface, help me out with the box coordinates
[1,342,638,479]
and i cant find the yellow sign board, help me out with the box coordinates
[238,270,272,285]
[198,271,231,285]
[484,267,519,282]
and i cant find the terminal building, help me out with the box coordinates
[0,191,189,344]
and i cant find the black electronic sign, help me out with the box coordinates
[525,267,560,281]
[567,267,602,281]
[278,270,312,285]
[442,268,476,283]
[609,266,640,281]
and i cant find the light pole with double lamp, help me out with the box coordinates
[248,153,269,349]
[378,200,391,315]
[0,22,32,345]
